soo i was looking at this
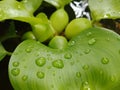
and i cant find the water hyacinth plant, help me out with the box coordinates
[0,0,120,90]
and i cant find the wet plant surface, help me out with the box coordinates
[0,0,120,90]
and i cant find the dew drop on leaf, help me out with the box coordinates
[22,75,28,81]
[88,38,96,45]
[84,49,91,54]
[12,62,19,67]
[86,32,92,37]
[64,53,72,59]
[76,72,81,78]
[81,81,90,90]
[25,48,32,53]
[52,60,64,69]
[68,40,75,46]
[83,65,89,70]
[101,57,109,64]
[35,57,46,67]
[11,68,20,76]
[110,75,116,82]
[36,71,45,79]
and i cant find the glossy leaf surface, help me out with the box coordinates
[89,0,120,21]
[9,27,120,90]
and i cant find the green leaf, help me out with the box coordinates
[0,0,32,21]
[88,0,120,21]
[9,27,120,90]
[21,0,43,13]
[44,0,72,8]
[0,43,7,61]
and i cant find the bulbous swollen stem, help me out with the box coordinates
[32,22,56,43]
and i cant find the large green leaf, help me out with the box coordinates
[9,27,120,90]
[88,0,120,21]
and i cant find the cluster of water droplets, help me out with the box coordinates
[11,61,29,81]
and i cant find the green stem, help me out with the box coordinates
[7,51,13,56]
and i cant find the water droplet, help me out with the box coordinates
[81,81,90,90]
[36,71,45,79]
[86,32,92,37]
[110,75,116,82]
[25,48,32,53]
[69,40,75,46]
[22,75,28,81]
[83,65,89,70]
[35,57,46,67]
[84,49,91,54]
[76,72,81,78]
[88,38,96,45]
[52,60,64,69]
[64,53,72,59]
[11,68,20,76]
[101,57,109,64]
[12,62,19,67]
